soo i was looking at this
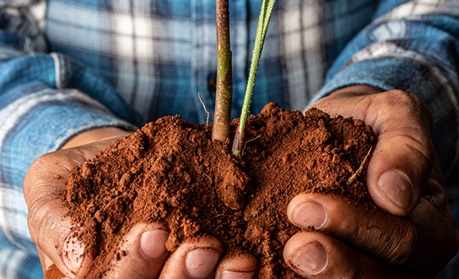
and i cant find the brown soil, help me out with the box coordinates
[47,103,377,278]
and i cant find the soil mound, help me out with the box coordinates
[55,103,377,278]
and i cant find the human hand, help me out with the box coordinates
[282,86,459,278]
[25,127,258,278]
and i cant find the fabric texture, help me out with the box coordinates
[0,0,458,277]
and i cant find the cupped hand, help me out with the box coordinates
[283,86,459,278]
[24,127,257,278]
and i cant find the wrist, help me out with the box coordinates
[61,127,131,149]
[330,85,383,96]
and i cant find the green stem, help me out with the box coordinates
[212,0,233,143]
[232,0,276,156]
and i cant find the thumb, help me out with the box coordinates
[25,139,120,277]
[364,91,435,216]
[313,88,435,216]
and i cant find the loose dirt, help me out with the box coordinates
[47,103,377,278]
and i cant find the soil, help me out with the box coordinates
[46,103,377,278]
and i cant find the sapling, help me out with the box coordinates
[212,0,233,143]
[210,0,276,154]
[231,0,276,156]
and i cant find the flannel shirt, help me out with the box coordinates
[1,0,459,278]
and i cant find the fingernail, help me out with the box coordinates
[220,270,255,279]
[291,242,328,275]
[378,170,413,210]
[62,231,85,274]
[291,201,327,229]
[185,248,220,278]
[140,229,169,259]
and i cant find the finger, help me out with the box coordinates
[287,192,416,265]
[283,231,416,279]
[215,253,258,279]
[28,199,94,278]
[39,248,66,279]
[405,178,459,276]
[102,223,169,278]
[160,236,224,279]
[365,92,434,215]
[25,145,113,277]
[25,162,93,277]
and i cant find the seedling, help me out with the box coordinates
[212,0,233,143]
[212,0,276,156]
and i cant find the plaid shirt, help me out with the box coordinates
[1,0,459,278]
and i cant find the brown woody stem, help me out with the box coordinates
[212,0,233,143]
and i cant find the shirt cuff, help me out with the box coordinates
[1,87,138,188]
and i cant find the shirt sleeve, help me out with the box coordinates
[312,0,459,180]
[0,3,140,278]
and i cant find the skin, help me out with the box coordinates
[24,85,459,278]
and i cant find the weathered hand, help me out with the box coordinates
[24,127,257,278]
[282,86,459,278]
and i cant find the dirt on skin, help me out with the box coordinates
[46,103,378,278]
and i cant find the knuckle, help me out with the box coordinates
[382,220,417,264]
[382,90,432,126]
[340,211,417,266]
[27,196,55,242]
[24,155,49,194]
[383,90,419,107]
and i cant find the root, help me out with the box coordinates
[203,172,213,184]
[197,92,210,125]
[347,146,373,185]
[242,135,261,155]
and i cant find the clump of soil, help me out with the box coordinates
[51,103,377,278]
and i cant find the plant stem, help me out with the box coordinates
[232,0,276,156]
[212,0,233,143]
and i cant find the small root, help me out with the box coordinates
[242,135,261,155]
[347,146,373,185]
[213,214,225,219]
[197,92,210,125]
[203,172,213,184]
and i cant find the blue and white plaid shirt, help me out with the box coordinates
[1,0,459,278]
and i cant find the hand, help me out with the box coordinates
[282,86,459,278]
[24,127,258,278]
